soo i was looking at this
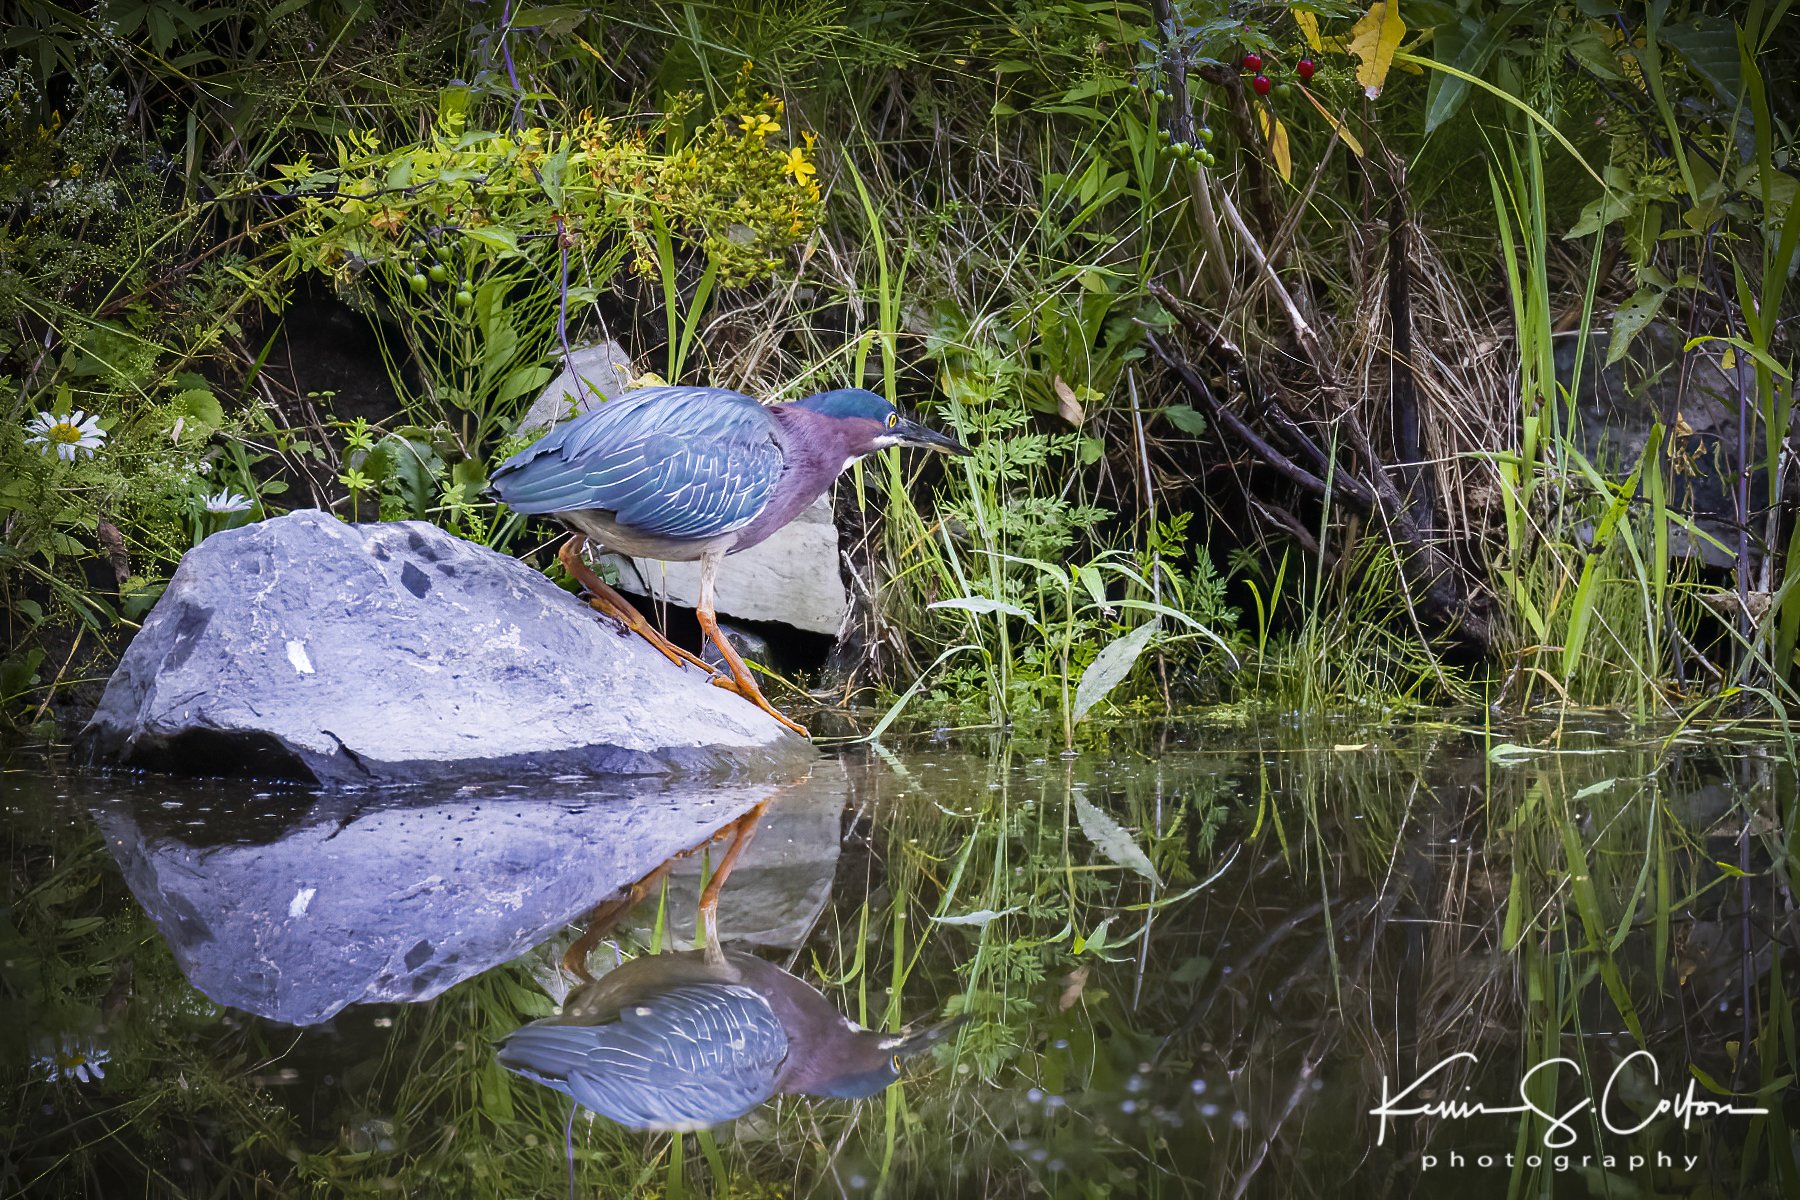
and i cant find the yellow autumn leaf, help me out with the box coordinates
[1293,9,1322,52]
[1257,105,1293,183]
[1299,85,1365,157]
[1602,22,1648,90]
[1348,0,1405,99]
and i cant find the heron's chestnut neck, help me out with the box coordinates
[771,401,885,466]
[728,404,874,551]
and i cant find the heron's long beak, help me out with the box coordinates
[894,418,973,457]
[880,1013,969,1058]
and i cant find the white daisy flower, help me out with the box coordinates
[35,1038,109,1084]
[24,410,106,461]
[203,490,254,514]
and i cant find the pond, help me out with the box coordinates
[4,718,1796,1198]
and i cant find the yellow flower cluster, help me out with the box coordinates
[656,88,822,284]
[281,75,822,298]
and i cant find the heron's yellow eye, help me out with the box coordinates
[891,1055,903,1073]
[886,412,899,429]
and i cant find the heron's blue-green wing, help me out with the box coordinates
[489,386,781,540]
[497,984,789,1130]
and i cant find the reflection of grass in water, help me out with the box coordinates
[1,794,301,1198]
[8,729,1798,1196]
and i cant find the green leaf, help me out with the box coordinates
[1162,404,1209,435]
[1624,195,1665,267]
[1059,76,1125,105]
[0,647,45,699]
[512,5,587,33]
[1423,11,1512,133]
[1487,741,1537,765]
[451,458,488,493]
[1607,288,1667,365]
[494,365,552,407]
[1077,565,1108,611]
[1659,15,1742,102]
[173,387,226,432]
[929,596,1035,621]
[1567,188,1631,239]
[930,907,1021,927]
[1565,22,1624,81]
[1071,620,1158,722]
[369,435,444,519]
[1074,917,1114,956]
[463,226,521,256]
[1073,789,1162,885]
[437,84,470,128]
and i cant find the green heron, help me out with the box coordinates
[496,800,961,1130]
[489,385,970,737]
[495,945,961,1130]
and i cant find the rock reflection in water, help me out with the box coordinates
[91,769,844,1025]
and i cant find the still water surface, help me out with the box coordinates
[5,717,1796,1197]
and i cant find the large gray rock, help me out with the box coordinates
[91,769,841,1025]
[79,510,811,786]
[607,495,848,635]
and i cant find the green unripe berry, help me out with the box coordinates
[428,263,450,284]
[454,288,474,308]
[407,272,428,295]
[1198,126,1215,143]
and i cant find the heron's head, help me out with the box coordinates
[805,1015,969,1099]
[791,388,971,459]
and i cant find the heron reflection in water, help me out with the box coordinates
[497,797,962,1137]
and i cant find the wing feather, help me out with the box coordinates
[497,984,789,1130]
[490,387,782,540]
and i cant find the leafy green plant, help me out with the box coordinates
[279,79,823,461]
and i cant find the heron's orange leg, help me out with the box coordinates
[693,550,808,737]
[698,799,770,966]
[560,858,678,982]
[557,535,710,672]
[560,798,774,977]
[700,622,808,737]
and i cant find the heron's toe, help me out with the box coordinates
[710,676,809,737]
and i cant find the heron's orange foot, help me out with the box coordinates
[710,675,809,738]
[585,598,632,633]
[561,870,669,981]
[584,598,711,671]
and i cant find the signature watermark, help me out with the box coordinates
[1371,1049,1769,1165]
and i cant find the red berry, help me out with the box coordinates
[1252,73,1272,96]
[1297,58,1316,82]
[1242,52,1263,72]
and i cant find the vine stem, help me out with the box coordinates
[499,0,523,131]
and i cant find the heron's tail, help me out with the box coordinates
[495,1024,596,1091]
